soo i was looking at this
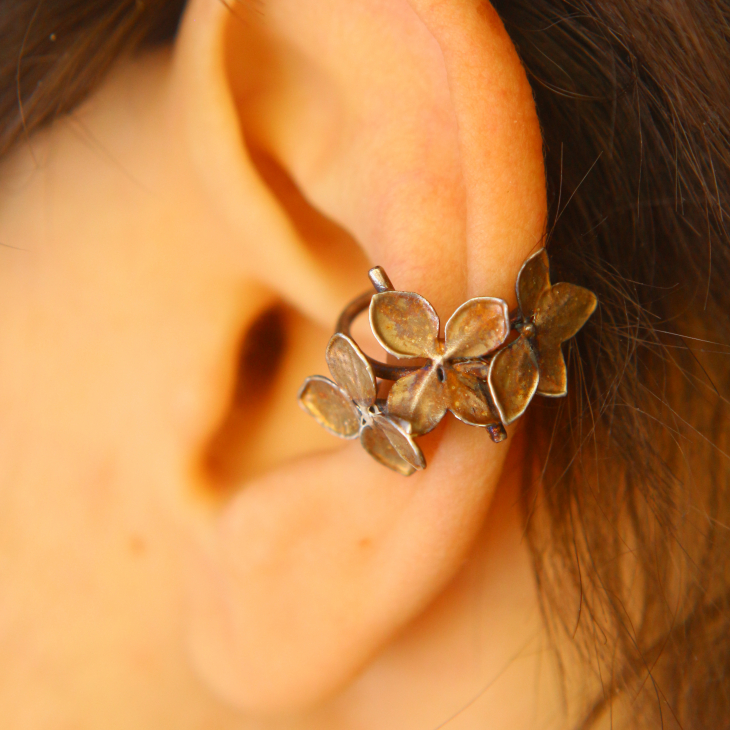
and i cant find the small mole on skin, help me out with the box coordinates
[359,538,372,549]
[129,535,147,556]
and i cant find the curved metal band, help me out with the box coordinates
[336,292,420,381]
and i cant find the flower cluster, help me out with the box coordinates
[298,333,425,476]
[299,249,597,475]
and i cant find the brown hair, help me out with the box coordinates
[0,0,185,158]
[2,0,729,727]
[492,1,730,726]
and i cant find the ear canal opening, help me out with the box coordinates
[202,302,288,493]
[198,147,376,498]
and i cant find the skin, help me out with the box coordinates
[0,0,588,727]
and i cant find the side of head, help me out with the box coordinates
[0,1,728,728]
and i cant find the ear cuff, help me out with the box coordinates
[298,248,597,475]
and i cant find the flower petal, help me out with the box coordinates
[298,376,361,438]
[373,415,426,470]
[360,425,416,476]
[386,366,448,435]
[534,338,568,397]
[487,336,540,425]
[443,297,510,359]
[517,248,551,318]
[445,367,500,427]
[370,291,440,359]
[533,282,597,346]
[325,333,376,408]
[452,359,491,380]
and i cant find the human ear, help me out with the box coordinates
[169,0,546,713]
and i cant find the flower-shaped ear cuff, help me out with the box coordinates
[298,249,597,475]
[299,333,424,476]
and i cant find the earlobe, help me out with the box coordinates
[170,0,547,713]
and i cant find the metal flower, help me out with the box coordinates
[487,248,598,424]
[369,289,510,435]
[298,333,425,476]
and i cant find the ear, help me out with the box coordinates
[170,0,546,712]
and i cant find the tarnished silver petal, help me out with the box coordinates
[533,282,598,347]
[444,367,500,427]
[516,248,551,317]
[298,375,360,438]
[370,290,440,359]
[325,333,376,408]
[443,297,510,359]
[360,425,416,476]
[374,415,426,471]
[534,338,568,397]
[488,336,540,425]
[452,359,491,380]
[386,366,448,435]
